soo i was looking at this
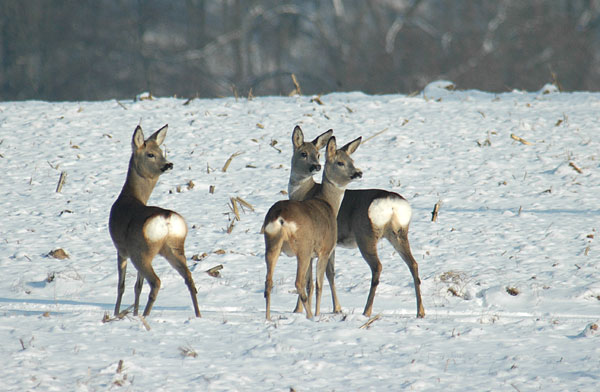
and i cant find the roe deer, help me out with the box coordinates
[109,125,201,318]
[288,126,424,318]
[262,136,362,320]
[287,126,340,314]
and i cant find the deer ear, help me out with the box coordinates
[312,129,333,150]
[132,125,145,150]
[340,137,361,155]
[325,136,337,161]
[292,125,304,149]
[149,124,168,146]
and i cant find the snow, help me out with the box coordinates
[1,83,599,391]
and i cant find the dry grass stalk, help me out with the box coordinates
[230,197,241,221]
[359,313,382,329]
[431,200,442,222]
[226,219,236,234]
[192,252,208,261]
[569,162,583,174]
[48,248,69,259]
[235,196,254,212]
[206,264,223,277]
[256,123,264,129]
[362,128,389,144]
[139,316,151,331]
[179,345,198,358]
[270,139,282,153]
[290,73,302,96]
[116,360,124,374]
[222,152,242,172]
[310,95,324,105]
[102,306,133,323]
[56,171,67,193]
[209,185,215,194]
[510,133,533,145]
[506,287,520,296]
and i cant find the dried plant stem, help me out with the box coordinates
[222,152,242,172]
[56,171,67,193]
[359,313,382,329]
[510,133,532,145]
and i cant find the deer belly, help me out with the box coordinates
[337,235,357,249]
[281,241,296,257]
[144,213,187,243]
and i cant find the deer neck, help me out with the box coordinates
[288,172,317,201]
[119,158,159,205]
[315,175,346,217]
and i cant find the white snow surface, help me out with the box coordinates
[1,85,599,391]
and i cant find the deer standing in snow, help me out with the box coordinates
[288,126,424,318]
[262,136,362,319]
[109,125,201,318]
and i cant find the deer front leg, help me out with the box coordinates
[325,251,342,313]
[114,253,128,316]
[314,252,331,317]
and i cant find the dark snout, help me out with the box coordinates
[351,170,363,179]
[310,163,322,173]
[162,162,173,172]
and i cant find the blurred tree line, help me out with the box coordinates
[1,0,599,101]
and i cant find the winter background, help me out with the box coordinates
[0,81,598,391]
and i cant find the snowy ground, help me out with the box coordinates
[1,83,599,391]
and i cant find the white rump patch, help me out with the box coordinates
[264,218,297,235]
[368,197,412,229]
[144,213,187,242]
[264,219,282,235]
[166,213,187,238]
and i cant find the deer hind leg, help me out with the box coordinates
[293,259,313,313]
[356,233,383,318]
[133,271,144,316]
[114,253,128,316]
[386,228,425,318]
[295,251,313,319]
[130,253,161,317]
[264,235,284,320]
[314,251,332,317]
[161,243,201,318]
[325,251,342,313]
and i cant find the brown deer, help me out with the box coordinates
[288,126,424,318]
[262,136,362,320]
[109,125,201,318]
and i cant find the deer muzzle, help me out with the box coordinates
[351,170,363,179]
[162,162,174,172]
[310,164,322,172]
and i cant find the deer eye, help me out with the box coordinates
[147,153,155,158]
[336,161,345,167]
[301,152,308,158]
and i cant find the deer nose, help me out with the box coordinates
[162,162,173,172]
[310,164,322,172]
[351,170,362,179]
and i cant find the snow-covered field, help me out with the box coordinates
[1,83,599,391]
